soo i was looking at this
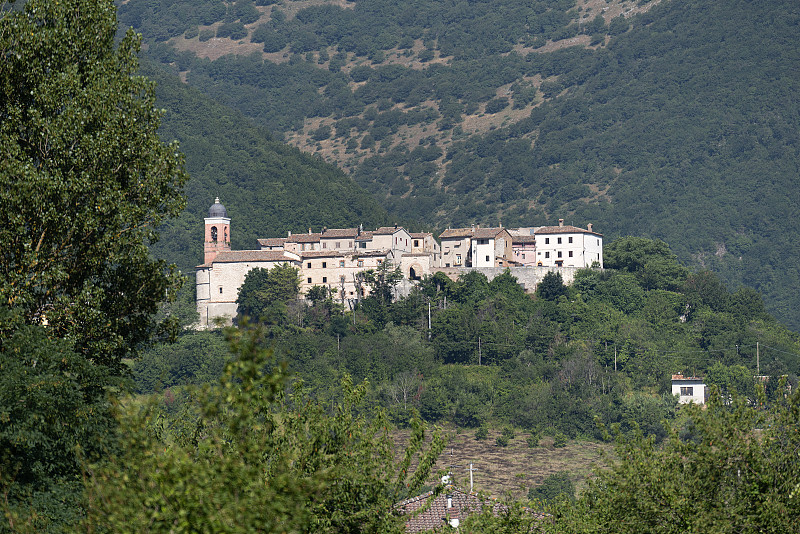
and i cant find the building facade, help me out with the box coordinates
[195,199,604,327]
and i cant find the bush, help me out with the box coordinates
[496,434,510,447]
[184,26,199,40]
[501,426,516,440]
[528,471,575,503]
[475,427,488,441]
[527,433,540,448]
[485,97,509,114]
[199,28,215,42]
[553,431,568,448]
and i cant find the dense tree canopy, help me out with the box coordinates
[0,0,188,370]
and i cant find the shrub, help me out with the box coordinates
[553,431,568,448]
[527,433,540,448]
[528,472,575,503]
[496,434,510,447]
[199,28,215,42]
[501,426,516,440]
[475,426,488,441]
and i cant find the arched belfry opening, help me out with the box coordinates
[204,197,231,264]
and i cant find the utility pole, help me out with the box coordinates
[478,337,482,366]
[428,301,432,340]
[757,341,760,376]
[465,463,478,493]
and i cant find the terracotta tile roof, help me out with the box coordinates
[396,488,545,532]
[257,238,287,247]
[511,235,537,244]
[320,228,360,238]
[208,250,297,264]
[374,226,405,235]
[535,225,602,236]
[439,228,473,239]
[287,233,322,243]
[473,227,507,239]
[410,232,433,239]
[439,227,507,239]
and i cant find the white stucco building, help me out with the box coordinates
[533,219,603,268]
[671,374,706,404]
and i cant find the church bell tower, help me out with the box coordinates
[204,197,231,264]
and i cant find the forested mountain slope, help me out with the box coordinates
[142,60,387,272]
[122,0,800,329]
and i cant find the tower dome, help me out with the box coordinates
[208,197,228,218]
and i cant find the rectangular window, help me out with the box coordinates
[568,237,573,243]
[307,278,312,284]
[568,251,573,257]
[301,243,306,251]
[485,255,490,262]
[359,242,366,249]
[680,387,693,396]
[307,262,312,268]
[557,251,562,258]
[377,259,382,265]
[545,238,550,244]
[414,240,419,247]
[322,262,327,268]
[522,254,525,259]
[357,260,364,267]
[445,263,450,268]
[336,241,341,248]
[322,277,327,283]
[219,287,223,294]
[339,260,345,267]
[545,252,550,258]
[455,243,460,248]
[557,237,562,244]
[456,254,461,265]
[322,242,327,249]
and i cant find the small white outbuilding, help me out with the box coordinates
[671,374,706,404]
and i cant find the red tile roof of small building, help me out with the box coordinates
[395,487,545,532]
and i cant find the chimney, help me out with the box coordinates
[323,226,327,233]
[559,219,564,227]
[587,223,593,232]
[288,230,292,237]
[446,495,453,509]
[308,227,312,234]
[471,224,475,233]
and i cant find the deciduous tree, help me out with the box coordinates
[0,0,188,371]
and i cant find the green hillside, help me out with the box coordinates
[122,0,800,329]
[142,60,387,272]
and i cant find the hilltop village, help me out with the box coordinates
[196,198,603,326]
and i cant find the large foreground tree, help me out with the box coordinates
[1,0,187,528]
[0,0,188,371]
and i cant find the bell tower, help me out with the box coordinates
[204,197,231,264]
